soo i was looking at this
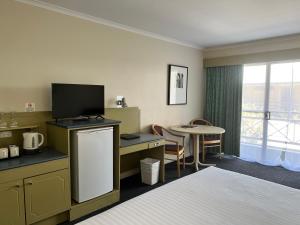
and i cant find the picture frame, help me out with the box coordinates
[168,64,188,105]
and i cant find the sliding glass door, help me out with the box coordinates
[267,63,300,153]
[240,61,300,171]
[240,64,266,160]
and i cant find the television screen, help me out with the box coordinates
[52,83,104,119]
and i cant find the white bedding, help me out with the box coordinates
[77,167,300,225]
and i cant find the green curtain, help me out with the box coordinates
[204,65,243,156]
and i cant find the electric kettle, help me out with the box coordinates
[23,132,44,150]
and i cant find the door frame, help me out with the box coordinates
[243,60,300,153]
[262,63,270,152]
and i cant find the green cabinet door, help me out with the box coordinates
[24,169,71,224]
[0,180,25,225]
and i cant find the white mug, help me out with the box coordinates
[0,148,9,159]
[23,132,44,150]
[9,145,19,157]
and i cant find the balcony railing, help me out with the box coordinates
[241,110,300,152]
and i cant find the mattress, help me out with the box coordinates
[77,167,300,225]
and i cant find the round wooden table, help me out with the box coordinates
[170,125,225,171]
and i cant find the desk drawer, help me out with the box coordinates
[120,143,149,156]
[148,140,164,149]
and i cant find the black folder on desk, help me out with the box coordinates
[120,134,140,140]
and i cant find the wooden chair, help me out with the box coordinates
[190,119,223,162]
[152,124,185,177]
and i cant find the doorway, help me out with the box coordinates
[240,61,300,171]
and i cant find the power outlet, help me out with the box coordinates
[0,131,12,138]
[25,102,35,112]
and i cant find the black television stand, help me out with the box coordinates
[55,117,89,123]
[72,115,105,121]
[95,115,105,120]
[73,117,90,122]
[54,115,105,124]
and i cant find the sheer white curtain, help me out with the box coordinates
[240,149,300,171]
[240,62,300,172]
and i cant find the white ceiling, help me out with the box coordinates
[34,0,300,48]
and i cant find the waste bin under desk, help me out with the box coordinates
[119,133,165,182]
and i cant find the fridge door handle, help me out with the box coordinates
[77,127,113,135]
[88,129,112,134]
[87,130,104,134]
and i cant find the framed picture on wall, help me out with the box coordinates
[168,64,188,105]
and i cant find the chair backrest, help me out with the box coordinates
[152,124,164,136]
[190,119,213,126]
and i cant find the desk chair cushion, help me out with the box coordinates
[165,144,184,152]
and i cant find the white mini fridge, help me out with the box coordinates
[71,127,113,203]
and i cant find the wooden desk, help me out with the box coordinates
[120,133,165,183]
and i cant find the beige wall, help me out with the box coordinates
[0,0,203,131]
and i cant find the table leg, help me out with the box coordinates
[184,135,195,165]
[194,134,199,171]
[185,134,215,169]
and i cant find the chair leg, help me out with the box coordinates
[219,134,223,159]
[202,144,206,163]
[183,153,185,169]
[177,155,181,177]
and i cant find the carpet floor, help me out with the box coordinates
[63,155,300,224]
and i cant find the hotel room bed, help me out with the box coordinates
[77,167,300,225]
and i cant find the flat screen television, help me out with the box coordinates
[52,83,104,119]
